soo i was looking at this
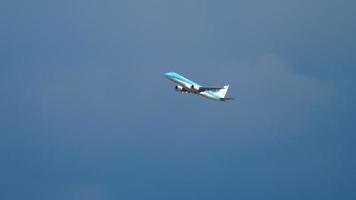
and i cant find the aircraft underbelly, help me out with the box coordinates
[174,79,219,100]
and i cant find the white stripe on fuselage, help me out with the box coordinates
[169,77,193,91]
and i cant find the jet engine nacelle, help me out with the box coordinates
[175,85,186,92]
[190,85,200,92]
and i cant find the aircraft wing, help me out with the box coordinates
[198,86,223,92]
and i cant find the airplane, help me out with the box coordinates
[165,72,234,101]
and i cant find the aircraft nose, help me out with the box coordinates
[164,72,171,77]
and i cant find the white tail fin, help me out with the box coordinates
[215,85,229,98]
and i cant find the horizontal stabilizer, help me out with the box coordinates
[221,97,235,101]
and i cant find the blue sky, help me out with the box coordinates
[1,0,356,199]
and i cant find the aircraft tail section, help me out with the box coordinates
[215,85,229,98]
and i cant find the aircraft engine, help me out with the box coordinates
[190,85,200,92]
[175,85,186,92]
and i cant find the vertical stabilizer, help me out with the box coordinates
[215,85,229,98]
